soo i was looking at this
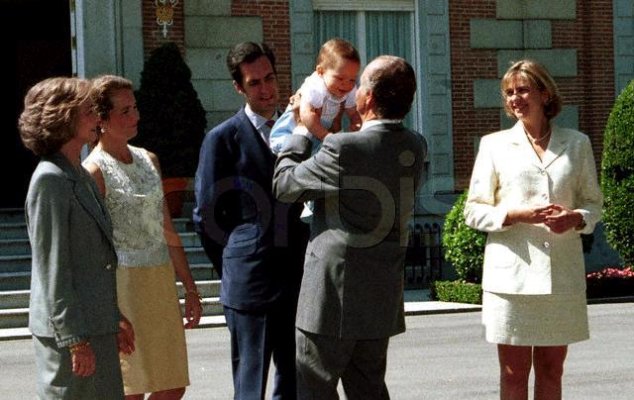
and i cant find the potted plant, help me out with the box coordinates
[133,42,207,217]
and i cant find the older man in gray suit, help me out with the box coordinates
[273,55,427,400]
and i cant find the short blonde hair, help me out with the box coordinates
[501,59,562,120]
[18,77,92,156]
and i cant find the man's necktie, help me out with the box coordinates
[263,119,275,143]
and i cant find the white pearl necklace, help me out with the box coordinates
[524,127,552,145]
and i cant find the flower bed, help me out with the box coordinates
[586,266,634,299]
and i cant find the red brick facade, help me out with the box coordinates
[139,0,614,192]
[141,0,185,57]
[449,0,614,190]
[231,0,293,108]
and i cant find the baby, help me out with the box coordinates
[269,38,362,221]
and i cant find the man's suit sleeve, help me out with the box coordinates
[273,134,342,203]
[194,129,232,272]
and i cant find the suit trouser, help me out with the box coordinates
[296,328,391,400]
[224,301,297,400]
[33,334,124,400]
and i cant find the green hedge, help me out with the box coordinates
[431,280,482,304]
[601,80,634,265]
[441,191,486,283]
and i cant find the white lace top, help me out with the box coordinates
[84,145,169,267]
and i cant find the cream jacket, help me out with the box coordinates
[464,122,603,295]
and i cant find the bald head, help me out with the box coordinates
[358,56,416,120]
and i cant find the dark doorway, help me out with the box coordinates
[4,0,71,208]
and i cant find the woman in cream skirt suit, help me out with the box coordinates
[464,60,603,400]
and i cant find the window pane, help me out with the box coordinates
[365,11,412,62]
[313,11,357,55]
[366,11,414,127]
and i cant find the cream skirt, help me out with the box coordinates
[116,263,189,395]
[482,291,589,346]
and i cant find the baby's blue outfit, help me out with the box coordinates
[269,71,357,155]
[270,71,357,223]
[269,106,322,155]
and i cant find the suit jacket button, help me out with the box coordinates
[105,264,112,270]
[543,241,550,249]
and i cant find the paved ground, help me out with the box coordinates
[1,302,632,399]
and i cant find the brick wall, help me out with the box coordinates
[551,1,614,160]
[449,1,499,190]
[232,0,292,107]
[142,0,185,58]
[450,0,613,191]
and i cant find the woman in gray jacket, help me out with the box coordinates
[19,77,134,399]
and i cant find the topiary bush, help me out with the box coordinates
[601,80,634,265]
[441,191,486,283]
[133,42,207,178]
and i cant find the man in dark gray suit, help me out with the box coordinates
[273,55,427,399]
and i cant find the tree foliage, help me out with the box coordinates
[601,80,634,265]
[133,42,207,177]
[441,191,486,283]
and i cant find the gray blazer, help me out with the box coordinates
[273,123,427,339]
[26,153,120,347]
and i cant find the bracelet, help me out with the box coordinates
[185,290,202,302]
[69,341,91,354]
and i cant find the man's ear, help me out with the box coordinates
[233,80,245,96]
[365,90,375,108]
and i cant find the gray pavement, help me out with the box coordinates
[1,302,632,399]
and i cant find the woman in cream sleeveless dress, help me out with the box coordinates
[84,75,202,399]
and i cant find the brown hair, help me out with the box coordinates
[501,59,562,120]
[316,38,360,70]
[91,75,134,122]
[18,77,92,156]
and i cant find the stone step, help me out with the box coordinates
[0,290,29,310]
[0,282,224,330]
[0,239,31,256]
[0,297,224,330]
[0,209,195,231]
[0,232,202,258]
[0,248,211,274]
[190,263,219,281]
[0,263,218,291]
[0,208,25,224]
[0,223,28,240]
[0,280,222,310]
[172,218,194,233]
[179,232,201,247]
[0,272,30,291]
[0,255,31,273]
